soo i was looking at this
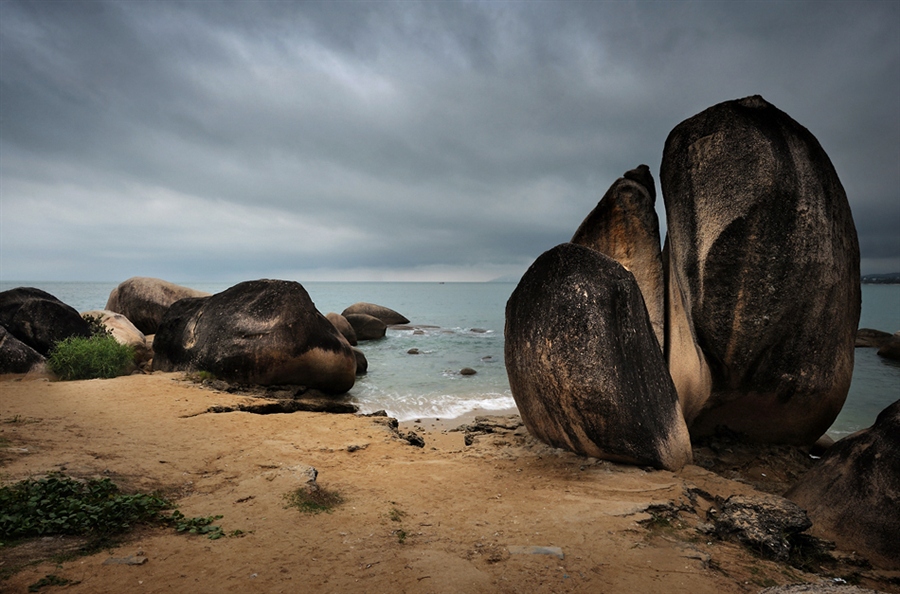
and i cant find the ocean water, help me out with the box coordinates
[1,280,897,436]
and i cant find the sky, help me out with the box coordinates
[1,0,898,283]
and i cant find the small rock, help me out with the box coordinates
[460,367,477,376]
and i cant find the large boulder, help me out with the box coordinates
[505,243,692,471]
[571,164,665,348]
[0,326,45,374]
[0,287,91,356]
[344,313,387,341]
[660,95,860,443]
[153,279,357,394]
[341,302,409,325]
[106,277,210,335]
[82,309,153,365]
[786,399,900,570]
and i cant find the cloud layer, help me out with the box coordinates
[2,1,897,281]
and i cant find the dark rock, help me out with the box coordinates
[353,347,368,375]
[106,277,210,335]
[459,367,477,376]
[661,95,861,444]
[341,302,409,325]
[505,243,692,470]
[786,399,900,570]
[0,287,91,356]
[855,328,893,348]
[712,494,812,561]
[344,313,387,341]
[876,334,900,361]
[0,325,45,373]
[402,430,425,448]
[326,312,358,346]
[153,279,357,393]
[407,348,420,355]
[571,164,665,347]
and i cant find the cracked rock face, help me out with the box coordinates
[712,494,812,561]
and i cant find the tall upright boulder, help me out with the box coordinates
[153,279,357,394]
[572,164,666,348]
[505,243,692,471]
[786,400,900,570]
[106,277,210,335]
[661,95,860,443]
[0,287,91,356]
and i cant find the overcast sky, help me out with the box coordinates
[1,0,897,283]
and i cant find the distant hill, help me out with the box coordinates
[861,272,900,284]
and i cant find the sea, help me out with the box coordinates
[2,280,897,438]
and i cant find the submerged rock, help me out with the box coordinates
[153,279,357,393]
[505,243,692,470]
[106,277,210,335]
[344,313,387,341]
[661,95,860,443]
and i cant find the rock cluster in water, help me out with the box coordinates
[506,96,861,469]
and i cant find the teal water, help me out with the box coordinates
[1,280,897,433]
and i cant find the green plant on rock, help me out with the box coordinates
[81,313,112,338]
[47,334,134,380]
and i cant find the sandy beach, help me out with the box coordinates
[1,372,897,594]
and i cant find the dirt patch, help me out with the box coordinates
[1,373,897,593]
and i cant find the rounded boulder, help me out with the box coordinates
[153,279,357,394]
[106,277,210,335]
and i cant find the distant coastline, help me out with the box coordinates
[861,272,900,284]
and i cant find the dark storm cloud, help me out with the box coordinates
[1,0,897,281]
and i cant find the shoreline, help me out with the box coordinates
[1,372,898,593]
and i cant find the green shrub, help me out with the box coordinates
[47,334,134,380]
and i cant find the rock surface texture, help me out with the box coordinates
[0,287,91,356]
[571,164,666,348]
[786,399,900,570]
[660,95,860,443]
[106,277,210,335]
[153,279,357,393]
[505,243,692,471]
